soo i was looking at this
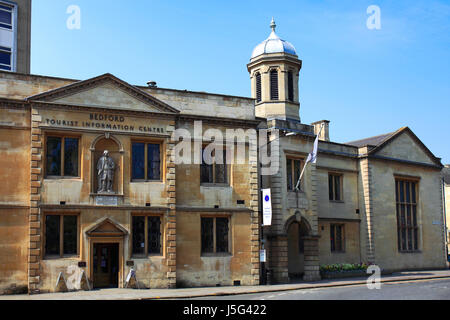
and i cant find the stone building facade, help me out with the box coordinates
[0,14,448,294]
[248,20,448,283]
[0,72,260,293]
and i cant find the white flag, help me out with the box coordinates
[295,124,322,190]
[306,132,319,164]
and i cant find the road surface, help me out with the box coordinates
[188,278,450,300]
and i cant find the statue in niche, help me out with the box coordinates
[97,150,116,194]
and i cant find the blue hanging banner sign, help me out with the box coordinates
[262,189,272,226]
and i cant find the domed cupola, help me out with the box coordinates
[251,18,297,59]
[247,18,303,122]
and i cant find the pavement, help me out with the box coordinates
[1,269,450,300]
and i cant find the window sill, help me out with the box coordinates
[131,254,164,259]
[399,250,422,254]
[201,253,232,257]
[130,180,163,183]
[44,176,82,181]
[200,183,230,188]
[331,251,346,254]
[90,193,124,197]
[329,200,345,203]
[43,255,80,260]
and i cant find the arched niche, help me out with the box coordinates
[90,133,124,196]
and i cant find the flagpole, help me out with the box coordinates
[295,123,325,191]
[295,161,308,190]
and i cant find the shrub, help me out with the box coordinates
[320,263,369,273]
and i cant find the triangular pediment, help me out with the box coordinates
[86,217,128,237]
[371,127,442,167]
[27,73,179,114]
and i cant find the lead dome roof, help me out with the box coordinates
[251,18,297,59]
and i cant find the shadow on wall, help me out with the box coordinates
[0,284,28,295]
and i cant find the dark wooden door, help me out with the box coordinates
[93,243,119,288]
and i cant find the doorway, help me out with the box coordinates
[93,243,119,288]
[288,220,310,280]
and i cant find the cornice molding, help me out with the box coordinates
[31,101,177,120]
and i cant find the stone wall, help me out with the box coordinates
[318,220,361,265]
[0,102,33,294]
[174,118,260,286]
[0,208,28,294]
[35,208,173,292]
[142,87,255,120]
[0,71,76,100]
[369,159,447,271]
[176,210,254,287]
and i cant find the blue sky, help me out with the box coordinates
[31,0,450,164]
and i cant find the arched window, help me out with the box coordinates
[270,69,279,100]
[255,72,262,103]
[288,71,294,102]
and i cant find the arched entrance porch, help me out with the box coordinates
[285,213,321,282]
[287,219,310,280]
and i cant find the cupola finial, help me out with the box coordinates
[270,17,276,32]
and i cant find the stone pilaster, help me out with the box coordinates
[309,163,319,234]
[303,237,321,281]
[166,122,177,288]
[302,163,321,281]
[249,138,260,285]
[360,158,376,264]
[28,107,43,294]
[269,235,289,283]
